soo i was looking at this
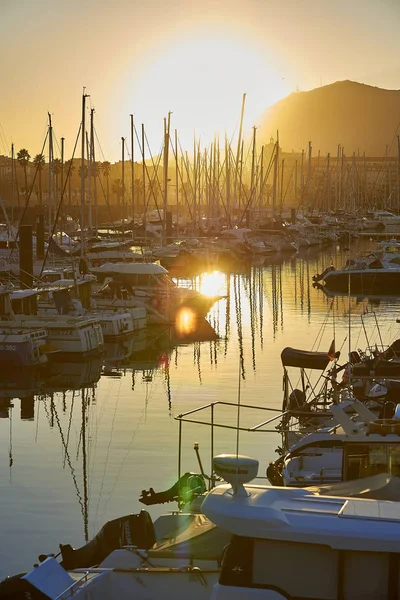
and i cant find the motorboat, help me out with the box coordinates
[90,262,224,325]
[268,398,400,488]
[7,289,104,357]
[36,279,147,341]
[6,452,400,599]
[202,454,400,599]
[0,289,53,366]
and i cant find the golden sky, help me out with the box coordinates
[1,0,399,162]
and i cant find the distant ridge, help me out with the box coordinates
[258,80,400,157]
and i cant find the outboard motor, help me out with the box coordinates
[59,510,156,570]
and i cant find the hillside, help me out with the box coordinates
[258,80,400,157]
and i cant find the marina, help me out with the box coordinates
[1,241,400,587]
[3,2,400,594]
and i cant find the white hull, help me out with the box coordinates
[7,316,104,356]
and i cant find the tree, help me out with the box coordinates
[17,148,31,203]
[33,153,45,207]
[111,178,124,207]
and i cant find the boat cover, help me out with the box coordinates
[152,513,231,560]
[281,347,331,370]
[306,473,400,501]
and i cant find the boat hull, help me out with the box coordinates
[323,269,400,294]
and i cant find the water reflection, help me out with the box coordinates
[3,240,400,577]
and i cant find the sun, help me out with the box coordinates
[126,31,289,153]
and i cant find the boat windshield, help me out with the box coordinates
[344,443,400,480]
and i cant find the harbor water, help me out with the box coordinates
[1,239,400,578]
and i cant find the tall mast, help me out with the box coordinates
[163,113,171,242]
[250,126,257,208]
[225,134,231,225]
[272,131,279,213]
[48,112,53,235]
[11,143,14,225]
[234,93,246,204]
[193,133,197,230]
[326,153,331,213]
[141,124,146,235]
[397,136,400,213]
[60,137,64,234]
[87,109,94,232]
[80,91,88,260]
[130,114,135,228]
[121,136,125,239]
[307,141,312,212]
[259,145,264,216]
[91,122,97,234]
[175,129,179,236]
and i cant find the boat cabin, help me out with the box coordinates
[204,455,400,600]
[92,262,176,294]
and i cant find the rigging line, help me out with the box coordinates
[93,377,122,531]
[9,131,49,258]
[9,406,13,481]
[34,395,41,444]
[39,121,81,279]
[99,394,152,524]
[52,395,87,529]
[63,392,76,469]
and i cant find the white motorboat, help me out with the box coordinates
[90,262,223,325]
[0,288,53,366]
[36,279,147,341]
[270,399,400,488]
[8,289,104,357]
[202,454,400,599]
[7,451,400,599]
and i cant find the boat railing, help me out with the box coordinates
[175,401,331,489]
[55,571,90,599]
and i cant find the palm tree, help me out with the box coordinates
[111,178,124,207]
[101,161,111,206]
[33,153,45,207]
[17,148,31,203]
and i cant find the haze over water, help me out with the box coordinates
[1,240,399,578]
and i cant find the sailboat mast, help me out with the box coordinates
[130,114,135,227]
[121,136,125,239]
[141,124,146,236]
[234,93,246,204]
[11,143,14,225]
[48,112,53,235]
[175,129,179,236]
[60,137,64,235]
[272,131,279,213]
[90,109,97,233]
[163,113,171,242]
[80,92,87,260]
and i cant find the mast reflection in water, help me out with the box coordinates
[2,240,400,577]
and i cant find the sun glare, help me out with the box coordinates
[175,307,197,336]
[198,271,226,298]
[127,32,289,153]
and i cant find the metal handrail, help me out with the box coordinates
[55,571,90,599]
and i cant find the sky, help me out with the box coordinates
[1,0,400,163]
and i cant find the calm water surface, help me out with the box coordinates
[1,240,400,577]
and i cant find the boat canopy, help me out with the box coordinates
[91,262,168,275]
[281,347,331,370]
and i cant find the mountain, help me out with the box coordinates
[258,80,400,157]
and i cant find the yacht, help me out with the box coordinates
[90,262,224,325]
[8,289,104,357]
[270,399,400,488]
[6,451,400,599]
[203,454,400,599]
[0,289,50,366]
[36,279,146,341]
